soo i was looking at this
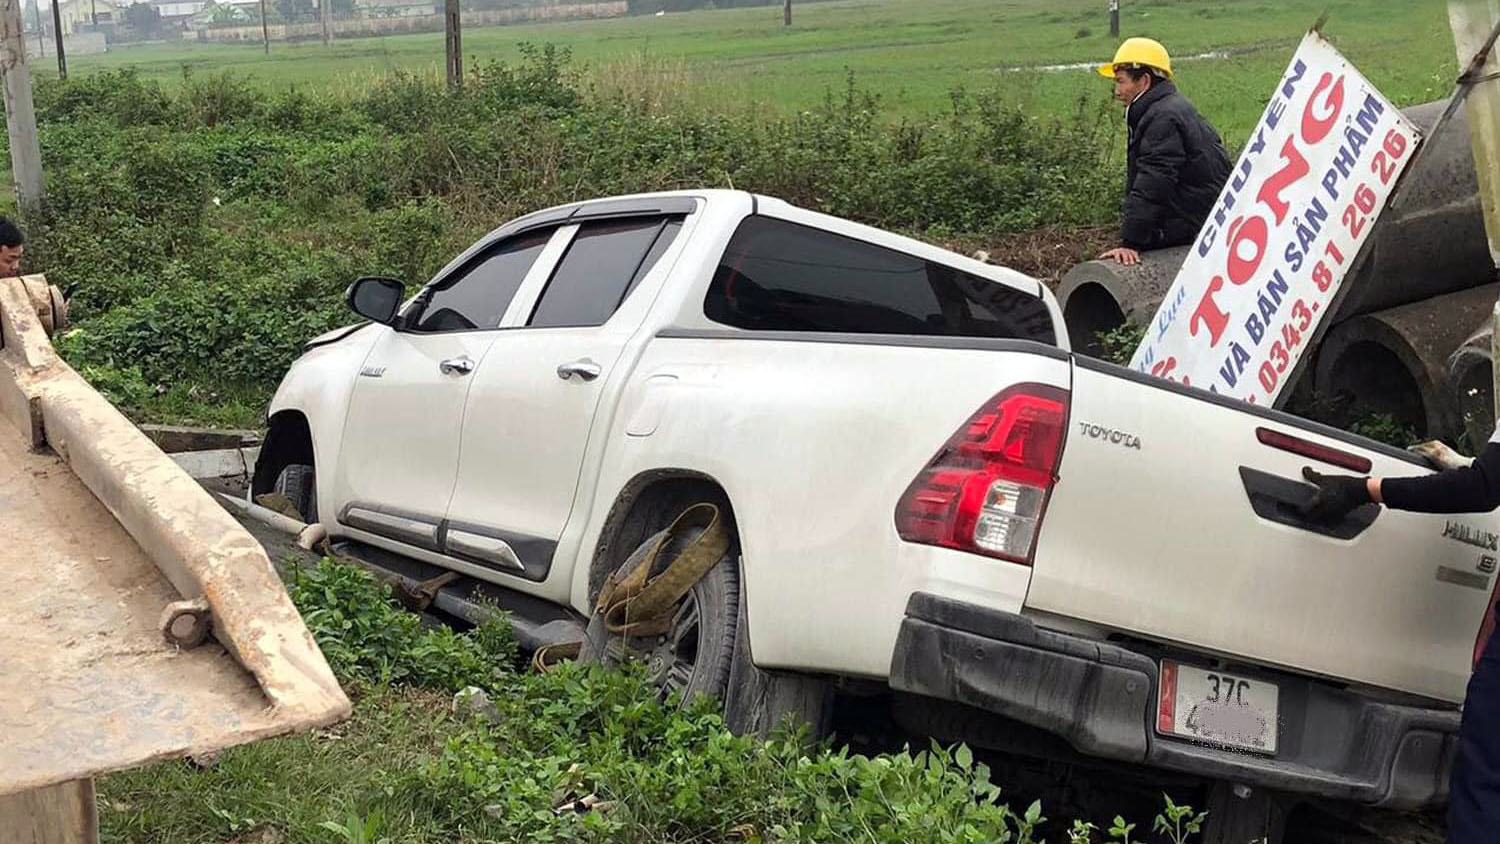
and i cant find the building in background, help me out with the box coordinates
[153,0,208,27]
[357,0,434,19]
[52,0,122,32]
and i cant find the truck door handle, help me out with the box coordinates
[1238,466,1380,540]
[439,356,476,376]
[557,359,602,382]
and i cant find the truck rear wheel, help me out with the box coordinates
[584,526,740,705]
[587,491,833,739]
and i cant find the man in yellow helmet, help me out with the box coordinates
[1097,38,1231,266]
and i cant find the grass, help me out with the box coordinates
[100,685,463,843]
[62,0,1460,144]
[97,557,1178,843]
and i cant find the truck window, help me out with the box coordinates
[528,218,683,329]
[408,228,554,333]
[704,216,1056,344]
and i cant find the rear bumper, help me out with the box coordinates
[889,593,1459,809]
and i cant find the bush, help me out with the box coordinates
[33,68,175,126]
[1095,319,1146,366]
[288,558,517,691]
[102,552,1218,844]
[28,50,1122,426]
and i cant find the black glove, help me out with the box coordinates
[1299,467,1372,524]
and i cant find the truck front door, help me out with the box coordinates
[440,213,687,581]
[333,226,564,552]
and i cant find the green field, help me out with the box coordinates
[64,0,1461,145]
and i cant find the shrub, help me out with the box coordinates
[30,49,1122,426]
[288,557,517,691]
[102,552,1212,844]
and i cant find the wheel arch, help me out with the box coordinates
[587,468,740,605]
[251,409,316,498]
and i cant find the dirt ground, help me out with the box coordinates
[943,225,1119,287]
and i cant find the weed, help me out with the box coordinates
[33,51,1119,428]
[1154,792,1210,844]
[287,558,517,692]
[1109,814,1138,843]
[1348,409,1421,448]
[319,810,391,844]
[104,555,1221,844]
[1095,319,1146,366]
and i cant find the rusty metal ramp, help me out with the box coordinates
[0,275,349,800]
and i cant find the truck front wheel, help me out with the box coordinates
[273,463,317,524]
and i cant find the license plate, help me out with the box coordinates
[1156,661,1279,754]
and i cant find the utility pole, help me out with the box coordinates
[1109,0,1119,37]
[0,0,46,213]
[88,0,94,27]
[444,0,460,87]
[783,0,790,27]
[49,0,65,79]
[319,0,329,45]
[258,0,268,53]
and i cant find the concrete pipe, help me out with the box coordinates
[1056,246,1190,358]
[1448,322,1496,450]
[1339,100,1492,317]
[1313,284,1499,442]
[1057,100,1490,354]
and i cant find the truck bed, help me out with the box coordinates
[0,274,349,798]
[1,423,286,791]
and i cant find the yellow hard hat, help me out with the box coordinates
[1097,37,1173,78]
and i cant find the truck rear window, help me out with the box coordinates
[704,216,1055,344]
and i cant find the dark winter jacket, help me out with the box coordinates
[1121,80,1232,250]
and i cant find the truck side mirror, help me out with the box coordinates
[346,276,405,325]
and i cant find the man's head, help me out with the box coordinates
[1112,64,1165,105]
[1098,37,1173,105]
[0,218,25,278]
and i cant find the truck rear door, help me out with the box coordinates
[1025,360,1494,704]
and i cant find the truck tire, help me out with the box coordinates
[722,573,834,741]
[587,493,833,739]
[273,463,317,524]
[585,526,740,706]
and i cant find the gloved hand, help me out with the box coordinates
[1299,467,1372,524]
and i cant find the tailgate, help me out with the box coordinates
[1026,361,1495,703]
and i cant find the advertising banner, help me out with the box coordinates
[1130,32,1422,406]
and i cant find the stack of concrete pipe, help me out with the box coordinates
[1057,101,1499,444]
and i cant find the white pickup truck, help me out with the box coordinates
[253,190,1493,824]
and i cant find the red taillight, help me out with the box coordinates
[895,384,1069,564]
[1255,427,1373,474]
